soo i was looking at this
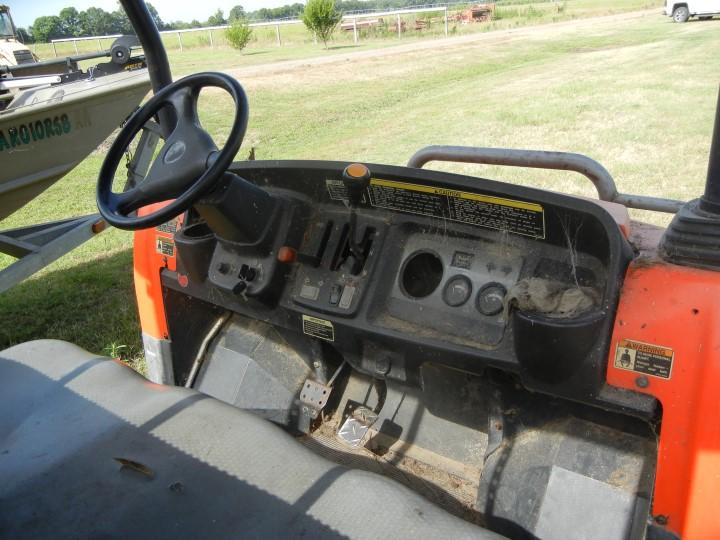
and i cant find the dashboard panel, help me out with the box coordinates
[163,160,637,412]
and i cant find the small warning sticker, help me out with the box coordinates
[156,219,179,234]
[302,315,335,342]
[326,179,349,201]
[451,251,474,269]
[155,237,175,257]
[367,179,545,239]
[614,339,674,379]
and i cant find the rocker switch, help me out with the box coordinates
[329,284,343,305]
[338,285,355,309]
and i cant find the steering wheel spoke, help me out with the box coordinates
[168,86,200,128]
[112,187,146,214]
[96,72,249,230]
[112,180,178,215]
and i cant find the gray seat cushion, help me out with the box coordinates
[0,340,503,539]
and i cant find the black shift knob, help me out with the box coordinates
[342,163,371,208]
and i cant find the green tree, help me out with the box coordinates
[302,0,341,49]
[253,3,304,20]
[225,17,252,51]
[206,9,226,26]
[30,15,64,42]
[228,5,246,23]
[78,7,115,35]
[110,9,133,34]
[59,7,82,37]
[107,3,160,34]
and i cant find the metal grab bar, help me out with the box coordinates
[407,145,684,214]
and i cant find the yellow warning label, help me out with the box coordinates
[370,179,543,212]
[614,339,674,379]
[302,315,335,342]
[367,178,545,239]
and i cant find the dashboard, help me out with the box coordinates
[161,160,638,412]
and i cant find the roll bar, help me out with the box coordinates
[119,0,174,136]
[407,145,684,214]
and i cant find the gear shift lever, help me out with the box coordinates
[342,163,371,264]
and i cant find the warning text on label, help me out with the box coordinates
[614,339,673,379]
[367,179,545,239]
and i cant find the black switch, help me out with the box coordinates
[298,221,332,267]
[329,284,343,305]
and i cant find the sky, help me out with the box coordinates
[7,0,294,28]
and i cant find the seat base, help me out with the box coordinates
[0,340,501,539]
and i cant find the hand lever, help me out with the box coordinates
[342,163,371,264]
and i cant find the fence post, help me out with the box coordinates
[444,7,449,36]
[209,30,214,48]
[52,42,57,57]
[177,32,183,52]
[97,38,102,51]
[353,18,358,44]
[73,39,78,54]
[397,14,401,38]
[275,24,281,46]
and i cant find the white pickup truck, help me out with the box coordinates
[665,0,720,22]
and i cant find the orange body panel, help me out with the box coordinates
[133,204,182,340]
[607,262,720,539]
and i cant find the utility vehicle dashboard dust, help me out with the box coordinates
[161,160,634,411]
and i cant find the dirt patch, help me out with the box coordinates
[301,411,485,525]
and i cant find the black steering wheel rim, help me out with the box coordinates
[97,71,249,230]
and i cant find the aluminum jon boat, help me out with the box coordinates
[0,39,152,293]
[0,67,150,221]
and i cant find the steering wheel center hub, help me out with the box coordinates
[96,71,249,230]
[164,140,187,164]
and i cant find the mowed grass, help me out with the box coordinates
[1,9,718,367]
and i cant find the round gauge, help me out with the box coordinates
[443,275,473,307]
[476,282,507,316]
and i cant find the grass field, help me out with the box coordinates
[2,5,719,369]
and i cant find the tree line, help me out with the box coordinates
[23,0,446,43]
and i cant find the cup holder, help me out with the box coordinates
[400,251,444,299]
[513,308,606,383]
[175,222,217,282]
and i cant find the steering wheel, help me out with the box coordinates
[97,72,248,230]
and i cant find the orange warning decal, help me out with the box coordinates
[613,339,673,379]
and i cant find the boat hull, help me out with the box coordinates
[0,69,150,221]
